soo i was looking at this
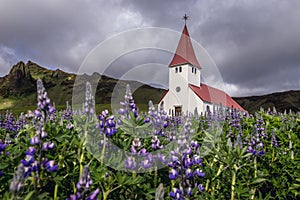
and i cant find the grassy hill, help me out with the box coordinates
[233,90,300,114]
[0,61,166,114]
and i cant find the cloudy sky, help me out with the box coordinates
[0,0,299,97]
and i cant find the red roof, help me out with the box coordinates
[189,84,244,110]
[169,24,201,68]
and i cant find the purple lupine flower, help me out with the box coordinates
[42,142,55,151]
[30,136,39,145]
[197,184,204,192]
[25,147,36,155]
[21,155,35,167]
[138,148,148,156]
[118,84,138,119]
[168,117,205,199]
[192,155,202,165]
[169,168,179,180]
[130,138,141,154]
[76,165,92,192]
[183,156,193,168]
[141,158,152,169]
[194,168,205,178]
[87,188,100,200]
[23,166,32,178]
[151,136,163,150]
[259,150,265,156]
[31,161,40,172]
[147,100,169,136]
[125,156,137,170]
[105,127,117,137]
[67,123,74,130]
[190,141,199,150]
[45,160,58,172]
[62,101,73,121]
[67,192,82,200]
[36,79,56,117]
[132,138,141,148]
[170,188,183,200]
[185,168,193,179]
[84,82,95,117]
[98,111,117,137]
[0,140,5,152]
[187,187,193,197]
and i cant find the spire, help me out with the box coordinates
[169,20,201,68]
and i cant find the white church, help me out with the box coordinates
[159,20,244,116]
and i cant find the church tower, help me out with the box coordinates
[167,15,201,115]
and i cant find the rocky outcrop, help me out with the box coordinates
[0,61,36,97]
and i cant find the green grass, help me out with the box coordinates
[0,104,150,116]
[0,97,16,110]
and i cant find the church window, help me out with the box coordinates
[192,67,194,73]
[194,68,197,74]
[175,67,178,73]
[179,67,182,72]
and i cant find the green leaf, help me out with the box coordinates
[24,191,34,200]
[251,178,267,185]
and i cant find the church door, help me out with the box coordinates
[175,106,182,116]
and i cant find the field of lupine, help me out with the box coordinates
[0,79,300,200]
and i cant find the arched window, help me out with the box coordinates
[179,67,182,72]
[195,68,197,74]
[175,68,178,73]
[192,67,194,73]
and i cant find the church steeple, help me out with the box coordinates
[169,20,201,68]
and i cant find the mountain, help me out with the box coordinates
[0,61,166,111]
[0,61,299,114]
[233,90,300,114]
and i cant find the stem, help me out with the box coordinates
[132,171,136,179]
[230,169,236,200]
[154,166,158,189]
[54,183,58,200]
[211,163,223,194]
[79,119,89,178]
[250,156,257,200]
[100,133,107,166]
[205,156,218,192]
[288,132,294,160]
[254,156,257,178]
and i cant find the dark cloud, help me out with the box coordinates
[0,0,299,97]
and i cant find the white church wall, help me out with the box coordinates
[188,88,204,116]
[187,64,200,87]
[169,64,190,113]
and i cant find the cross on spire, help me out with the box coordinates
[182,14,189,24]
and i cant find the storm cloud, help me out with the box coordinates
[0,0,299,96]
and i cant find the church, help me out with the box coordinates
[159,17,244,116]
